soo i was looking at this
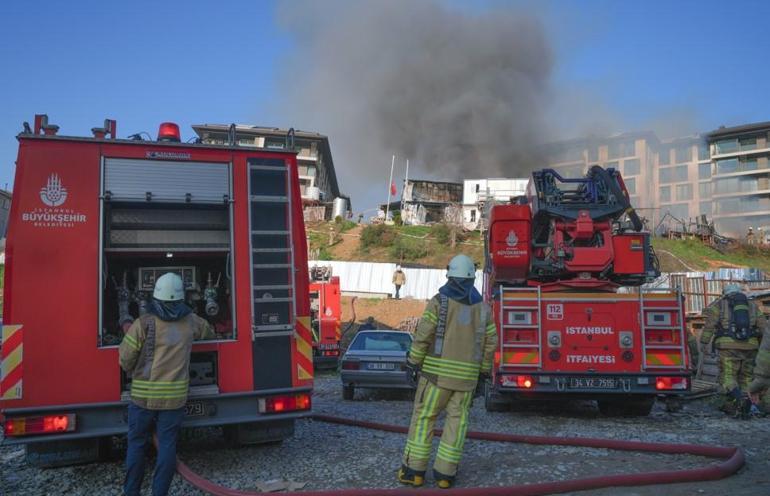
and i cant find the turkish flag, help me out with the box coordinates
[390,181,397,195]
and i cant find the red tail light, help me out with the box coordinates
[501,374,534,389]
[259,394,311,414]
[341,360,360,370]
[4,414,76,437]
[323,350,340,357]
[655,376,688,390]
[157,122,181,142]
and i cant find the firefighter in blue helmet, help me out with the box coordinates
[398,255,497,489]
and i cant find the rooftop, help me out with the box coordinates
[707,121,770,140]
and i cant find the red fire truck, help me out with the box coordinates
[308,266,342,369]
[484,166,690,416]
[0,115,314,466]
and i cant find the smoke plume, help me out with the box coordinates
[276,0,552,211]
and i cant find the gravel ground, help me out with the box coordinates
[2,373,770,495]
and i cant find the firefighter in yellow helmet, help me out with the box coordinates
[700,283,765,417]
[398,255,497,489]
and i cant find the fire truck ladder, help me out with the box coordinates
[248,160,297,338]
[639,288,688,370]
[498,285,543,369]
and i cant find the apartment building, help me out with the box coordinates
[192,124,350,218]
[707,122,770,237]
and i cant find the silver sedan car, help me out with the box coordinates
[340,330,414,400]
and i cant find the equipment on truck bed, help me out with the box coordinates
[0,114,314,466]
[484,166,688,415]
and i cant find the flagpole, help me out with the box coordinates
[402,158,409,212]
[385,154,395,221]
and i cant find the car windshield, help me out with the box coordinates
[349,332,412,352]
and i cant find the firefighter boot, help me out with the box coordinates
[433,469,456,489]
[397,465,425,487]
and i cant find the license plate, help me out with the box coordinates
[185,401,206,417]
[367,362,396,370]
[569,377,617,389]
[319,343,339,350]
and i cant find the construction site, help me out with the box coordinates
[2,2,770,496]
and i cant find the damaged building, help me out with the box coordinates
[399,179,463,225]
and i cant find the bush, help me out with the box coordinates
[390,236,428,261]
[360,224,396,249]
[393,211,403,226]
[431,223,451,244]
[334,215,343,224]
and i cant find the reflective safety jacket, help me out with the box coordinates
[700,295,765,351]
[408,294,497,392]
[119,313,214,410]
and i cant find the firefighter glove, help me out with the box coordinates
[405,361,420,387]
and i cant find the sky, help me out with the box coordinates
[2,0,770,210]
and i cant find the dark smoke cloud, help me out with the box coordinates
[275,0,552,211]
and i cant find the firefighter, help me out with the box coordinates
[398,255,497,489]
[700,283,765,417]
[393,265,406,299]
[119,273,214,496]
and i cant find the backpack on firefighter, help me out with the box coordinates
[714,292,762,344]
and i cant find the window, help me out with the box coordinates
[349,332,412,352]
[698,182,711,199]
[714,139,738,154]
[698,143,710,161]
[665,203,689,219]
[660,186,671,202]
[265,138,286,149]
[659,146,671,165]
[676,184,693,201]
[713,176,761,195]
[699,162,711,179]
[607,140,636,159]
[699,201,712,216]
[716,157,760,175]
[625,177,636,195]
[1,199,8,209]
[606,161,619,171]
[624,158,641,176]
[588,147,599,162]
[714,196,770,215]
[298,164,317,177]
[475,184,480,193]
[675,145,692,163]
[659,165,688,184]
[470,209,477,222]
[739,137,757,151]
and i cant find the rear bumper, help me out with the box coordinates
[341,370,413,390]
[493,371,691,399]
[313,355,340,369]
[1,386,311,446]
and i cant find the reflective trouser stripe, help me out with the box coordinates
[403,378,447,472]
[717,349,756,393]
[434,389,473,476]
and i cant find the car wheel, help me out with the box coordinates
[342,384,355,400]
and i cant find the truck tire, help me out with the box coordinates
[342,384,355,400]
[484,383,511,412]
[223,419,294,446]
[598,397,655,417]
[25,436,112,468]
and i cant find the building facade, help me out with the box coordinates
[192,124,350,219]
[0,189,11,239]
[399,179,463,225]
[707,122,770,238]
[462,178,528,230]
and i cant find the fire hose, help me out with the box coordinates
[172,413,745,496]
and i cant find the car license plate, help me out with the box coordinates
[367,362,396,371]
[185,401,206,417]
[569,377,617,389]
